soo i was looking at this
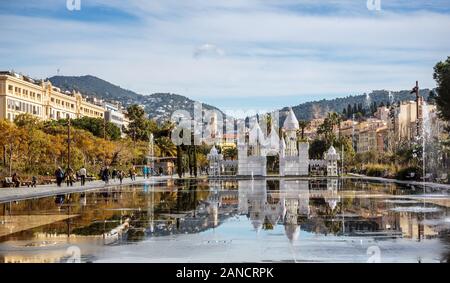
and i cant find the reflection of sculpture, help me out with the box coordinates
[325,179,340,211]
[238,180,310,242]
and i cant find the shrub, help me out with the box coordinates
[396,166,421,180]
[364,164,395,177]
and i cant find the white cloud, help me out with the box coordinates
[1,0,449,112]
[193,44,225,59]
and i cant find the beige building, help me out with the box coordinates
[0,71,104,122]
[393,99,422,142]
[356,119,388,154]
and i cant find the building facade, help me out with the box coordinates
[0,71,105,122]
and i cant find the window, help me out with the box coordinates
[8,85,13,93]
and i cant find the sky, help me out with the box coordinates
[1,0,450,116]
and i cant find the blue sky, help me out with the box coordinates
[1,0,450,116]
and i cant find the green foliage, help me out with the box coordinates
[125,104,152,141]
[222,147,238,160]
[433,56,450,122]
[43,117,121,140]
[309,139,327,159]
[364,164,396,178]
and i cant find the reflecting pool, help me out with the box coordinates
[1,178,449,263]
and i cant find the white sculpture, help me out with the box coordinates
[324,146,340,177]
[207,146,223,177]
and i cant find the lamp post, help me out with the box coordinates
[67,117,71,170]
[411,81,420,138]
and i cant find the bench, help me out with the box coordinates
[436,173,448,184]
[41,177,56,185]
[3,177,14,187]
[21,180,33,187]
[421,173,433,182]
[405,172,416,180]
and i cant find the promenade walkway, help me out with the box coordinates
[0,176,173,203]
[347,173,450,190]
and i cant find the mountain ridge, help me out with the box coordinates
[48,75,433,124]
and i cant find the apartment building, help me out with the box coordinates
[0,71,104,121]
[356,119,388,154]
[103,101,130,135]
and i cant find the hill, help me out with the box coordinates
[48,75,226,122]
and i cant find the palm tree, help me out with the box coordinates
[298,120,310,140]
[155,137,176,157]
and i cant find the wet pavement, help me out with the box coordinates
[0,178,449,263]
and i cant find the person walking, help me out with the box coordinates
[65,167,74,187]
[112,168,117,182]
[102,166,110,185]
[31,175,37,188]
[129,167,133,181]
[118,170,124,185]
[79,166,87,186]
[142,166,148,179]
[55,167,64,187]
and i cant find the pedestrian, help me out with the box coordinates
[102,166,110,185]
[129,168,133,181]
[65,167,74,186]
[55,167,64,187]
[143,165,148,179]
[112,168,117,182]
[12,173,21,187]
[118,170,124,185]
[31,175,37,188]
[79,166,87,186]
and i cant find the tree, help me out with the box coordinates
[309,139,327,159]
[433,56,450,122]
[155,136,176,157]
[0,120,24,175]
[222,147,238,160]
[43,117,121,140]
[347,104,353,118]
[125,104,151,141]
[176,145,183,178]
[298,120,310,140]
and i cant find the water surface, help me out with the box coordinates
[0,178,449,263]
